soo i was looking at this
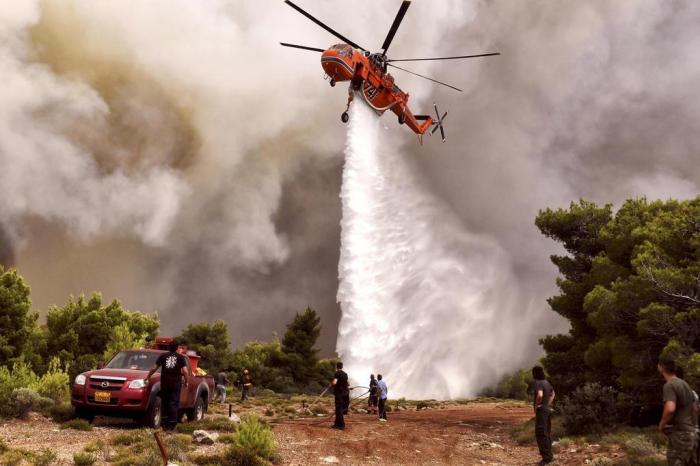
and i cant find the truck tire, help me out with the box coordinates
[75,407,95,423]
[142,395,162,428]
[187,396,206,422]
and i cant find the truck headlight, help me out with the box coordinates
[75,374,86,386]
[129,379,146,389]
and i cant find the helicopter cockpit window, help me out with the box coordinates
[331,44,353,58]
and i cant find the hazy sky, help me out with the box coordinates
[1,0,699,360]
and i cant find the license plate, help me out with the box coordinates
[94,391,111,403]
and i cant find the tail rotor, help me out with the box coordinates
[430,103,448,142]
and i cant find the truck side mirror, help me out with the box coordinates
[97,361,105,370]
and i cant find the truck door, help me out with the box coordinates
[180,357,194,407]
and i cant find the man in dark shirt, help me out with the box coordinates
[330,362,349,430]
[368,374,378,415]
[239,369,253,401]
[657,358,699,466]
[215,371,230,404]
[145,340,189,431]
[532,366,555,465]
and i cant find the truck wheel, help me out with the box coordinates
[187,396,205,422]
[75,407,95,423]
[142,396,162,428]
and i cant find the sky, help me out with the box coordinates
[1,0,699,369]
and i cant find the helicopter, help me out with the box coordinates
[281,0,500,143]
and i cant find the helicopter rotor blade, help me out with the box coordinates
[381,1,411,57]
[388,52,500,62]
[387,63,462,92]
[280,42,325,53]
[284,0,365,51]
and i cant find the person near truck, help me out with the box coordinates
[239,368,253,401]
[330,361,349,430]
[377,374,388,421]
[657,357,699,466]
[532,366,555,465]
[214,371,231,404]
[144,340,189,431]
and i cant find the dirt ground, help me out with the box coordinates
[274,402,542,466]
[0,399,634,465]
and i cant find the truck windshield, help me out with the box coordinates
[105,351,160,371]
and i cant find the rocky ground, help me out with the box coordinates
[0,397,659,465]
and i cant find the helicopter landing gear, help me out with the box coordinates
[330,79,336,87]
[341,86,354,124]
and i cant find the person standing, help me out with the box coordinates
[532,366,555,465]
[239,369,253,401]
[377,374,388,421]
[330,362,349,430]
[145,340,189,431]
[657,358,699,466]
[214,371,230,404]
[368,374,379,415]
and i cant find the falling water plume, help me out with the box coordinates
[336,101,526,399]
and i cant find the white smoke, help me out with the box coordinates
[0,2,188,246]
[337,102,529,398]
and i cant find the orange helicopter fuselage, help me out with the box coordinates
[321,44,433,135]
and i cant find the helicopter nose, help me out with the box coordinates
[321,49,354,82]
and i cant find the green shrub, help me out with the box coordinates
[175,416,238,433]
[49,402,75,421]
[111,430,149,446]
[35,448,58,466]
[73,451,97,466]
[482,368,533,400]
[61,418,93,431]
[32,357,70,404]
[0,362,38,416]
[165,433,193,462]
[558,383,619,435]
[1,449,33,466]
[190,446,269,466]
[232,416,275,460]
[218,433,237,444]
[10,387,41,419]
[0,439,8,453]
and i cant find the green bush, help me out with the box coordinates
[1,449,33,466]
[0,362,38,416]
[10,387,41,419]
[232,416,275,461]
[61,418,93,431]
[49,402,76,422]
[190,446,269,466]
[483,368,533,400]
[73,451,97,466]
[111,430,149,446]
[175,416,238,434]
[32,357,70,404]
[34,448,58,466]
[559,383,619,435]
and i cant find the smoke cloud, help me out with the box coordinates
[1,0,699,388]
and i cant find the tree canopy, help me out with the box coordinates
[536,197,700,402]
[0,265,36,368]
[178,320,235,374]
[281,307,321,385]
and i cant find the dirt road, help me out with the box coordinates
[274,402,542,465]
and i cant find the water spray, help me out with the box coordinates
[336,101,525,399]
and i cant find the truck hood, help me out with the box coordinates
[85,368,151,381]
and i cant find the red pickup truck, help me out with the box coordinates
[71,338,215,428]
